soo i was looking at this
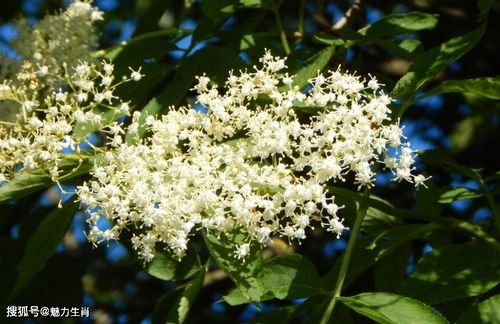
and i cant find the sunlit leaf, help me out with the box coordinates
[362,12,439,38]
[437,187,483,203]
[340,292,447,324]
[457,294,500,324]
[291,46,335,89]
[423,76,500,100]
[204,229,263,301]
[223,253,325,305]
[400,243,500,304]
[391,24,486,118]
[0,155,96,203]
[147,248,201,281]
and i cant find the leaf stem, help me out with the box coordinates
[298,0,305,36]
[480,179,500,234]
[320,188,370,324]
[273,6,291,55]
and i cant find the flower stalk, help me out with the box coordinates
[320,188,370,324]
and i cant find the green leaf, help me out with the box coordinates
[400,243,500,304]
[0,155,95,203]
[362,12,439,39]
[312,33,348,47]
[391,24,486,117]
[204,229,263,301]
[291,46,335,89]
[424,76,500,100]
[450,114,486,152]
[186,45,246,85]
[0,172,56,203]
[416,183,442,218]
[10,198,80,298]
[240,0,274,10]
[223,254,325,305]
[340,292,447,324]
[374,38,423,59]
[457,294,500,324]
[125,96,164,142]
[477,0,496,16]
[152,268,205,324]
[363,206,404,233]
[201,0,238,23]
[147,248,201,282]
[115,63,174,106]
[438,187,483,203]
[105,33,177,67]
[259,253,324,299]
[321,223,439,292]
[133,0,169,36]
[419,150,482,181]
[374,243,411,293]
[328,187,403,232]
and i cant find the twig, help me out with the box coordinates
[312,0,331,28]
[331,0,362,32]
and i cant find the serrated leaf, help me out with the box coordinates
[152,268,205,324]
[259,253,324,299]
[10,198,80,298]
[391,24,485,118]
[0,155,96,203]
[362,12,439,39]
[423,76,500,100]
[399,243,500,305]
[204,229,263,301]
[223,254,325,305]
[147,248,201,282]
[340,292,448,324]
[438,187,483,203]
[457,294,500,324]
[291,46,335,89]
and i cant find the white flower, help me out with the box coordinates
[75,50,426,263]
[235,243,250,259]
[130,67,143,81]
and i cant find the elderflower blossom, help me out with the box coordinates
[77,50,425,262]
[0,1,140,181]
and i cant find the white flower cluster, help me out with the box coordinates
[10,0,103,76]
[0,1,141,182]
[77,51,424,262]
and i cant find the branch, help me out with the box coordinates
[331,0,363,32]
